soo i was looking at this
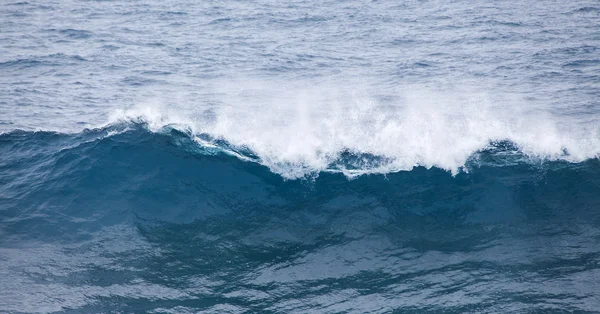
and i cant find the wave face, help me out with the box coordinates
[2,123,600,312]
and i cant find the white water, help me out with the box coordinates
[107,79,600,179]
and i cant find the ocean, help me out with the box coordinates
[1,0,600,313]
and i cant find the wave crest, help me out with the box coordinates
[104,84,600,179]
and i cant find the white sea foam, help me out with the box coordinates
[107,79,600,179]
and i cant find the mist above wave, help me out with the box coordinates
[105,80,599,179]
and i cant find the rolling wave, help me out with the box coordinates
[3,121,600,312]
[2,120,598,180]
[2,121,600,239]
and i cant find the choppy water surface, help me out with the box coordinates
[1,0,600,313]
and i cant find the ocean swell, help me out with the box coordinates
[2,122,600,236]
[3,122,600,313]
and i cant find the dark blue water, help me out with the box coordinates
[2,0,600,313]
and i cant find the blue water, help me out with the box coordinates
[1,0,600,313]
